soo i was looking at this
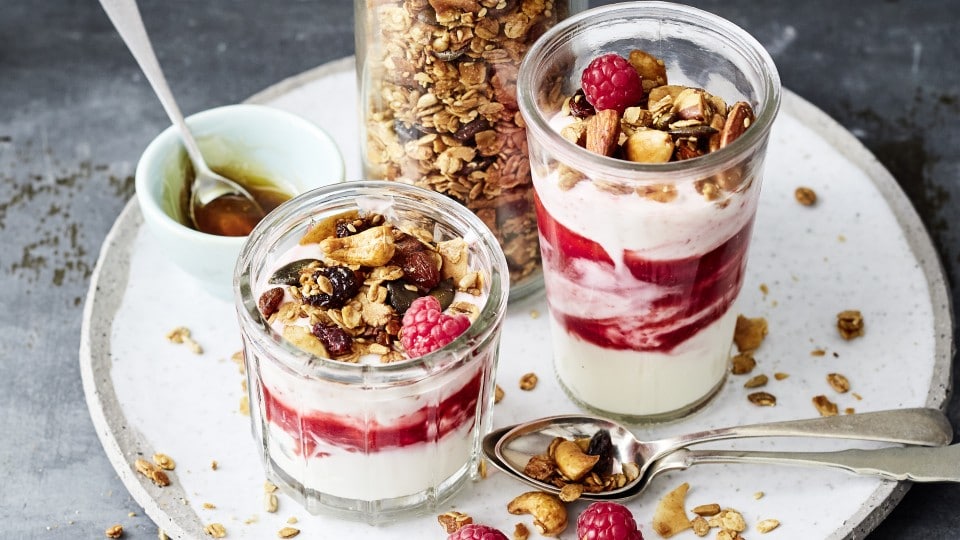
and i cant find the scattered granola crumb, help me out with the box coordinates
[530,309,540,319]
[287,517,298,525]
[478,459,488,479]
[691,516,710,537]
[152,453,176,471]
[519,372,538,391]
[813,395,839,416]
[239,394,250,416]
[652,482,693,537]
[202,503,216,510]
[127,512,136,517]
[135,458,170,487]
[211,460,219,471]
[514,522,531,540]
[810,348,827,357]
[794,186,817,206]
[244,516,259,525]
[277,527,300,538]
[494,384,505,404]
[756,518,781,533]
[743,374,768,388]
[836,310,865,340]
[852,392,863,401]
[773,372,789,381]
[838,234,847,243]
[759,283,769,296]
[204,523,227,538]
[845,407,856,415]
[265,481,278,492]
[748,392,777,407]
[166,326,203,354]
[105,524,123,538]
[265,491,279,513]
[754,491,764,500]
[159,530,170,540]
[231,351,246,374]
[733,315,768,352]
[730,353,757,375]
[827,373,850,393]
[438,511,473,533]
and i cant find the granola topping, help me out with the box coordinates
[258,210,487,363]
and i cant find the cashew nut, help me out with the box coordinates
[507,491,568,537]
[552,439,599,482]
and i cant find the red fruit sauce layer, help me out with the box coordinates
[261,370,482,456]
[535,194,753,353]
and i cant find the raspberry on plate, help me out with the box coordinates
[577,501,643,540]
[401,296,471,358]
[580,53,644,114]
[448,524,509,540]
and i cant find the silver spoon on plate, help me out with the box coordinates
[482,407,952,501]
[98,0,265,234]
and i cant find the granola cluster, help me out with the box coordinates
[257,210,484,363]
[521,429,640,500]
[361,0,574,286]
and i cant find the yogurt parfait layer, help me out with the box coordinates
[518,2,781,421]
[235,182,508,521]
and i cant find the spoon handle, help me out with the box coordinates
[678,444,960,483]
[98,0,208,171]
[656,407,952,452]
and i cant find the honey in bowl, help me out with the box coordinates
[180,164,293,237]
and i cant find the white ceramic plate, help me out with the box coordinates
[80,57,952,539]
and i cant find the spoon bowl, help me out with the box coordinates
[484,407,952,501]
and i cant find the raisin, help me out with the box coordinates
[390,235,441,291]
[304,266,360,309]
[394,120,422,143]
[311,324,353,357]
[453,117,490,143]
[335,217,370,238]
[569,89,596,119]
[258,287,284,318]
[586,429,615,475]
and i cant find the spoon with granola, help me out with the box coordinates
[483,408,951,501]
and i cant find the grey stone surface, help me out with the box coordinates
[0,0,956,537]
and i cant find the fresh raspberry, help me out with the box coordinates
[580,53,644,114]
[400,296,471,358]
[447,524,509,540]
[577,501,643,540]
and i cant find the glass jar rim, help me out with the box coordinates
[517,1,782,182]
[234,180,510,383]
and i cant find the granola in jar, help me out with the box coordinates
[357,0,583,295]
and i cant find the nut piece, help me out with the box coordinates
[507,491,568,537]
[320,225,395,267]
[795,186,817,206]
[277,527,300,538]
[553,440,600,482]
[813,395,839,416]
[691,516,710,537]
[105,524,123,539]
[837,310,865,339]
[265,491,279,513]
[692,503,721,517]
[494,384,505,403]
[513,522,531,540]
[628,49,668,90]
[827,373,850,393]
[748,391,777,407]
[152,453,176,471]
[437,511,473,533]
[719,101,755,148]
[586,109,621,157]
[625,130,674,163]
[756,518,781,533]
[652,482,693,537]
[730,353,756,375]
[519,372,538,391]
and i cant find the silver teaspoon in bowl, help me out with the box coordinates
[484,407,951,500]
[98,0,265,234]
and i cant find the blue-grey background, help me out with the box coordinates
[1,1,957,537]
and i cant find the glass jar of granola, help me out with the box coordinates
[356,0,584,300]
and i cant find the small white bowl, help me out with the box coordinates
[135,104,344,300]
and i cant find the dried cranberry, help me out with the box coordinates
[304,266,360,309]
[258,287,284,318]
[311,324,353,357]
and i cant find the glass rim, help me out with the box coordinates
[233,180,510,382]
[517,0,782,181]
